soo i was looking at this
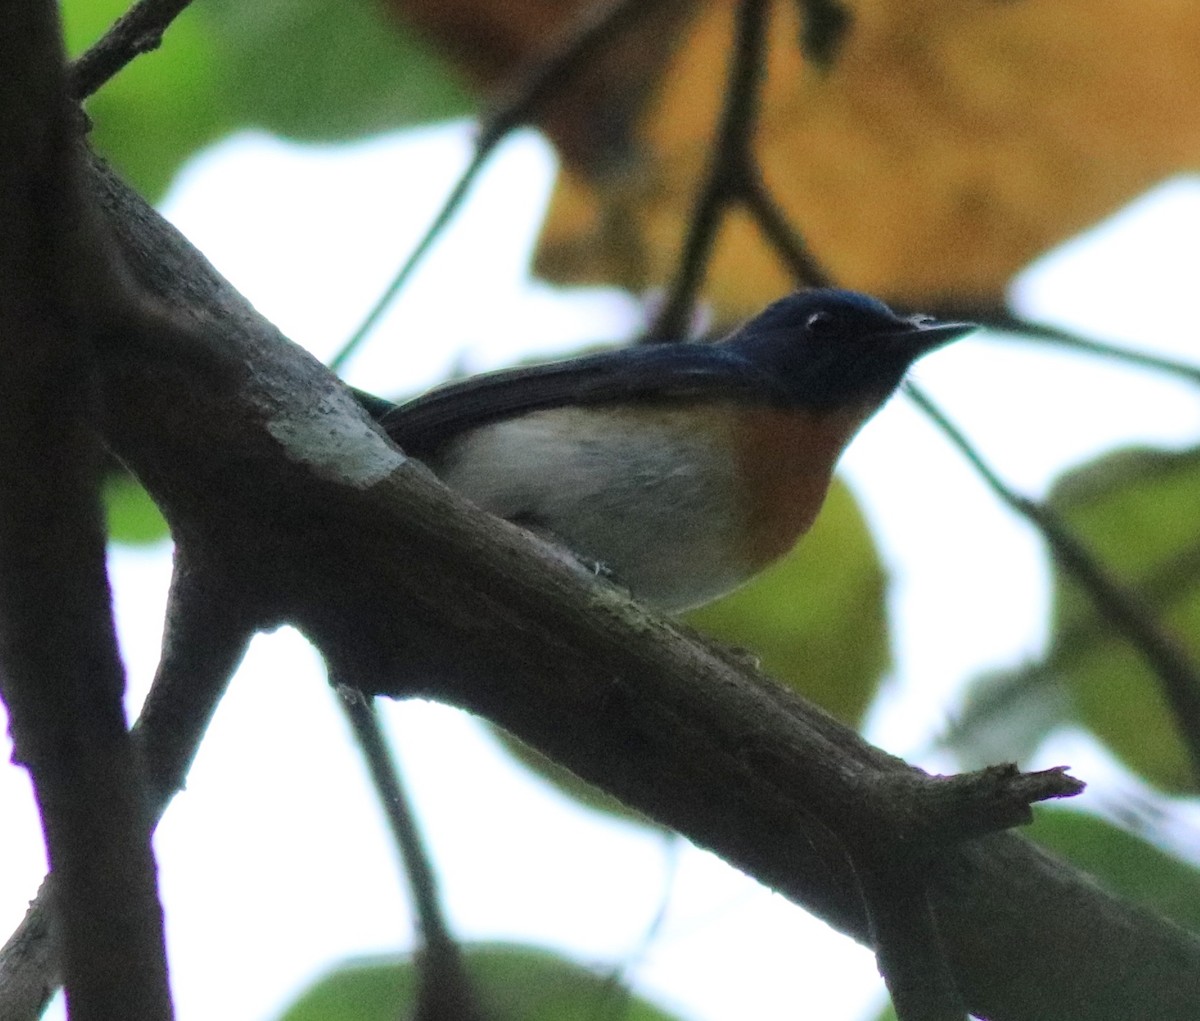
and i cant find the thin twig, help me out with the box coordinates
[475,0,652,153]
[70,0,196,99]
[932,300,1200,387]
[327,148,490,374]
[906,381,1200,784]
[647,0,831,340]
[647,0,771,340]
[328,0,651,373]
[337,689,485,1021]
[741,164,832,288]
[337,690,455,949]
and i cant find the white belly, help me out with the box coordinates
[426,406,750,611]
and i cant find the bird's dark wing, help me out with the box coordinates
[377,343,783,458]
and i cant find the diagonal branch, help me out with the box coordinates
[741,163,832,288]
[70,0,197,100]
[134,551,258,810]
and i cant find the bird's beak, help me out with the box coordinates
[884,316,977,355]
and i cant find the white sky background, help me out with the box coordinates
[3,124,1200,1021]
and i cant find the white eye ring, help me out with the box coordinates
[806,311,835,333]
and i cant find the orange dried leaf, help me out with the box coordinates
[390,0,1200,316]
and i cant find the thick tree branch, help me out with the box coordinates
[0,544,256,1021]
[0,4,172,1019]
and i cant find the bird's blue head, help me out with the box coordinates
[725,289,974,408]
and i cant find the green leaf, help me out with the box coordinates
[205,0,472,140]
[65,0,225,199]
[937,662,1074,770]
[277,943,691,1021]
[685,479,889,725]
[865,1002,898,1021]
[1028,808,1200,935]
[1046,446,1200,792]
[63,0,472,199]
[104,473,170,546]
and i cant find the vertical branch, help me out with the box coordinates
[0,549,259,1020]
[857,861,968,1021]
[648,0,772,340]
[0,3,173,1019]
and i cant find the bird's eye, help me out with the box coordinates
[805,311,837,336]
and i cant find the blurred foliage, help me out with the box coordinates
[942,445,1200,793]
[935,662,1074,772]
[385,0,1200,315]
[63,0,471,198]
[866,1002,898,1021]
[276,943,689,1021]
[1028,808,1200,936]
[538,0,1200,313]
[1047,447,1200,793]
[103,472,170,545]
[686,479,887,726]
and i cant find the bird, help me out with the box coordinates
[360,289,974,612]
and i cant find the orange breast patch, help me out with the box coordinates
[729,403,873,570]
